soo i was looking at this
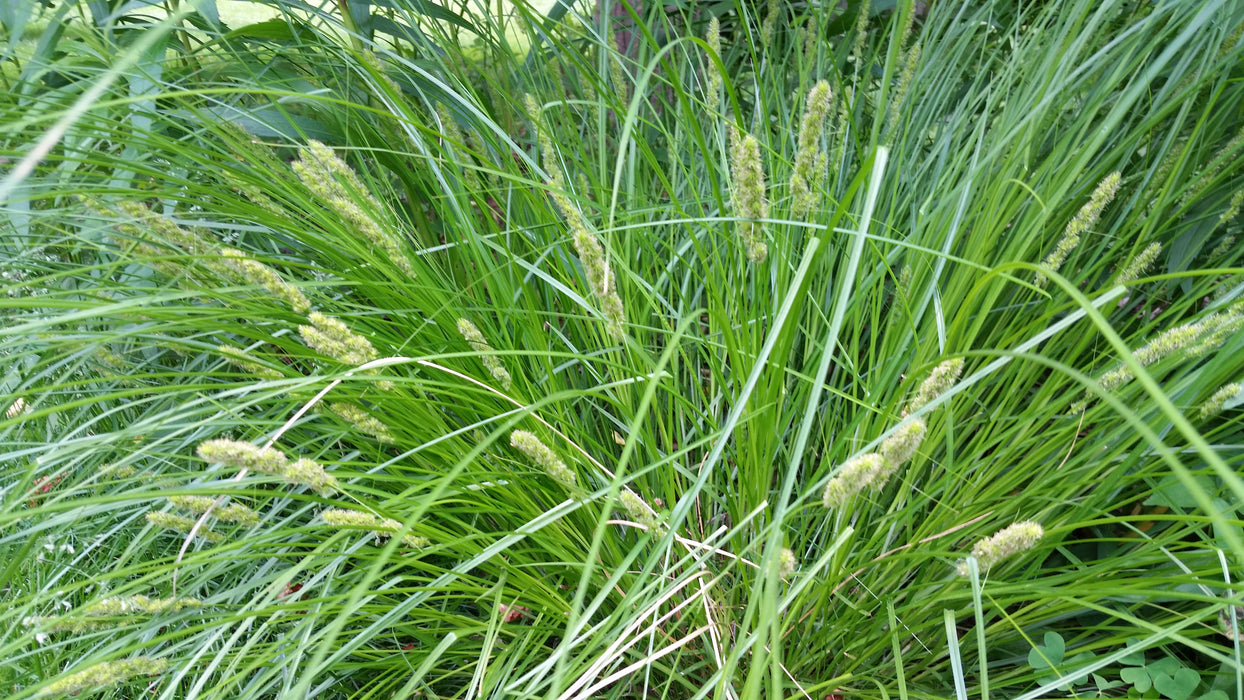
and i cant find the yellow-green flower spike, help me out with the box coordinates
[607,28,629,108]
[145,512,223,542]
[457,318,513,390]
[169,495,259,526]
[284,458,339,495]
[1209,235,1237,261]
[619,490,662,532]
[1216,189,1244,229]
[218,248,311,314]
[510,430,576,490]
[299,312,379,366]
[790,81,834,217]
[1085,306,1244,409]
[291,140,416,277]
[42,657,170,697]
[1037,172,1121,288]
[705,18,722,113]
[197,439,289,476]
[115,200,214,254]
[1113,242,1161,288]
[778,548,797,577]
[822,453,895,508]
[957,521,1044,576]
[888,41,922,135]
[759,0,781,50]
[529,97,626,341]
[436,102,484,195]
[218,344,282,379]
[321,509,429,548]
[909,358,965,412]
[328,402,396,443]
[24,596,203,633]
[1201,383,1242,419]
[879,417,926,467]
[728,125,770,264]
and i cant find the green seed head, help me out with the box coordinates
[909,358,964,413]
[196,439,289,476]
[822,452,894,508]
[879,417,926,467]
[958,521,1044,576]
[510,430,576,489]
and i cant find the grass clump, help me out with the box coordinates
[2,0,1243,698]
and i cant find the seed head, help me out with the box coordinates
[728,125,770,263]
[800,16,820,66]
[850,0,871,66]
[525,94,556,166]
[457,318,513,390]
[1037,172,1121,288]
[608,28,629,108]
[957,521,1044,576]
[759,0,781,50]
[197,439,289,476]
[25,595,203,633]
[1180,126,1244,211]
[328,402,396,444]
[299,312,379,366]
[115,200,214,255]
[909,358,964,412]
[1209,235,1237,261]
[1091,306,1244,405]
[510,430,576,490]
[619,490,662,532]
[778,547,797,577]
[552,199,626,341]
[218,248,311,313]
[887,41,921,136]
[284,458,339,495]
[822,452,894,508]
[88,595,201,616]
[218,345,282,379]
[436,102,484,195]
[291,140,415,277]
[532,102,626,342]
[169,495,259,526]
[790,81,834,216]
[321,509,429,548]
[705,18,722,113]
[1201,382,1242,419]
[1113,242,1161,288]
[879,417,926,467]
[42,657,170,696]
[145,512,223,542]
[1217,189,1244,230]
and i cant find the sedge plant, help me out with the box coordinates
[1,0,1243,698]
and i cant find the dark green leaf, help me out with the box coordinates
[1028,631,1066,671]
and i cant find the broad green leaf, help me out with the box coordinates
[1121,666,1152,693]
[1028,631,1066,671]
[1152,667,1200,700]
